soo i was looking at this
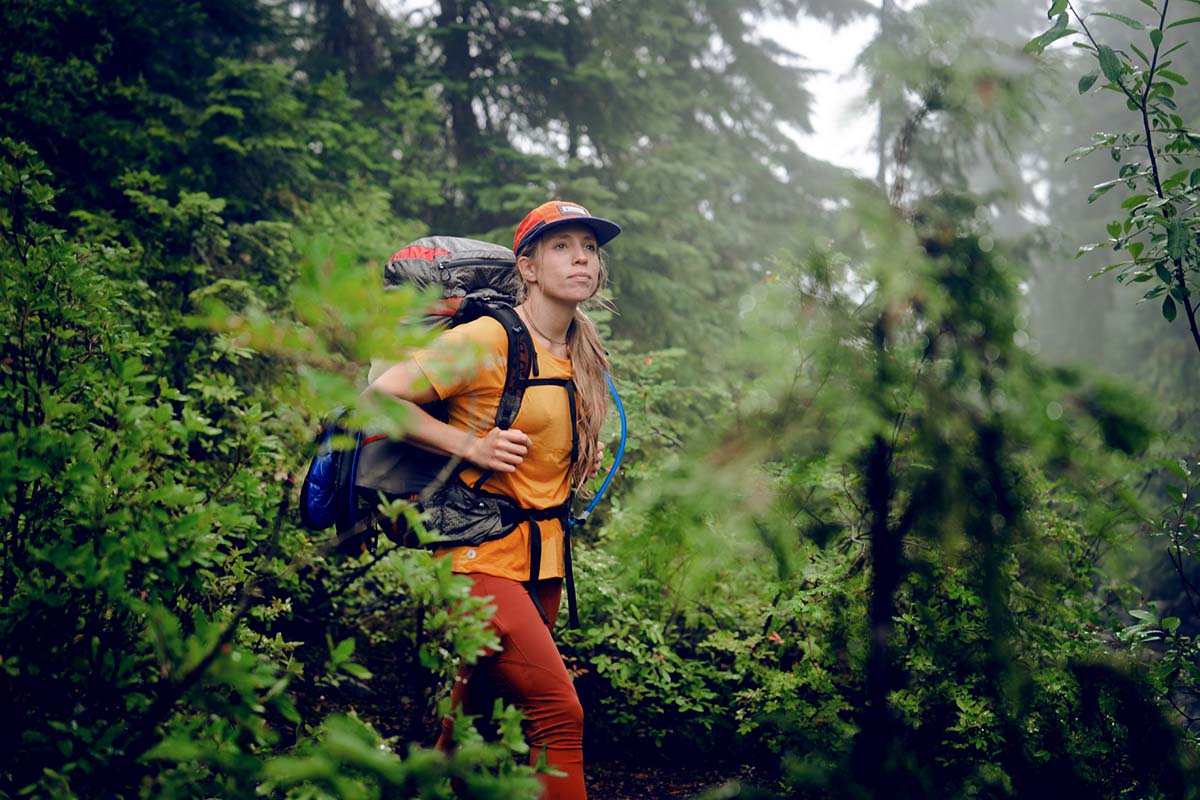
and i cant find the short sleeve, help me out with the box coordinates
[411,317,507,400]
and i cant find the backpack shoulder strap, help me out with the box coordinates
[453,297,535,430]
[451,299,535,492]
[483,303,535,430]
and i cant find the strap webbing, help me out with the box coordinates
[490,304,532,430]
[562,507,578,629]
[565,379,579,467]
[562,378,579,627]
[521,501,569,626]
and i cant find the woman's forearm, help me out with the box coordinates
[386,396,478,460]
[366,359,528,473]
[365,360,474,459]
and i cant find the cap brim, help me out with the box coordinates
[520,216,622,252]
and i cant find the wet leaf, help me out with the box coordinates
[1163,294,1178,321]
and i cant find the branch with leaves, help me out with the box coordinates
[1028,0,1200,356]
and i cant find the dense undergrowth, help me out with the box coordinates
[2,0,1200,798]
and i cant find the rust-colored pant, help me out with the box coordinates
[436,574,586,800]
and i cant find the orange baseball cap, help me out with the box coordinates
[513,200,622,255]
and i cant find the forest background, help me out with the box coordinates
[2,0,1200,797]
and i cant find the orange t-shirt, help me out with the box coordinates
[411,316,574,580]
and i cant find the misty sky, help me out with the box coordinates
[761,13,878,176]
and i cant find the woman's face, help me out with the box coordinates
[519,224,601,305]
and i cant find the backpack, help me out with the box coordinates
[296,292,540,554]
[298,236,626,627]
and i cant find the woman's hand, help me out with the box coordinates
[465,427,531,472]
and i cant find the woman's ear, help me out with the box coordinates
[516,253,539,284]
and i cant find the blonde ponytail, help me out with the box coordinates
[566,307,610,490]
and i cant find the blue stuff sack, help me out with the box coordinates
[299,409,362,536]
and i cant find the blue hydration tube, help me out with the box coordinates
[572,371,627,526]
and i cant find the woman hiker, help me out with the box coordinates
[367,200,620,799]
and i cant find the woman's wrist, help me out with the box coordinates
[460,433,481,465]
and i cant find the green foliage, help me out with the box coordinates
[0,136,540,798]
[6,0,1200,796]
[1028,0,1200,354]
[562,535,865,765]
[774,193,1197,797]
[1121,456,1200,747]
[1025,2,1200,760]
[255,712,541,800]
[0,137,286,796]
[562,188,1199,797]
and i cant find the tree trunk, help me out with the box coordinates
[875,0,894,189]
[437,0,480,164]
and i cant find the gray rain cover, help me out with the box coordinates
[383,236,520,303]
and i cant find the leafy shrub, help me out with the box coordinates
[0,139,542,799]
[562,191,1199,798]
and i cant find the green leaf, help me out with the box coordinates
[271,692,302,724]
[1107,221,1122,238]
[1078,71,1100,93]
[1088,181,1118,203]
[1026,17,1078,54]
[1048,0,1068,18]
[1167,217,1189,259]
[1162,168,1189,190]
[342,662,374,680]
[1166,15,1200,30]
[1121,193,1151,208]
[1158,68,1189,84]
[330,637,355,663]
[1129,241,1146,259]
[1163,293,1178,321]
[144,737,204,762]
[1094,12,1148,30]
[1161,458,1191,481]
[1089,262,1125,277]
[1163,617,1181,634]
[1150,28,1164,49]
[1162,41,1189,59]
[1098,46,1124,82]
[1155,261,1173,283]
[121,358,146,381]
